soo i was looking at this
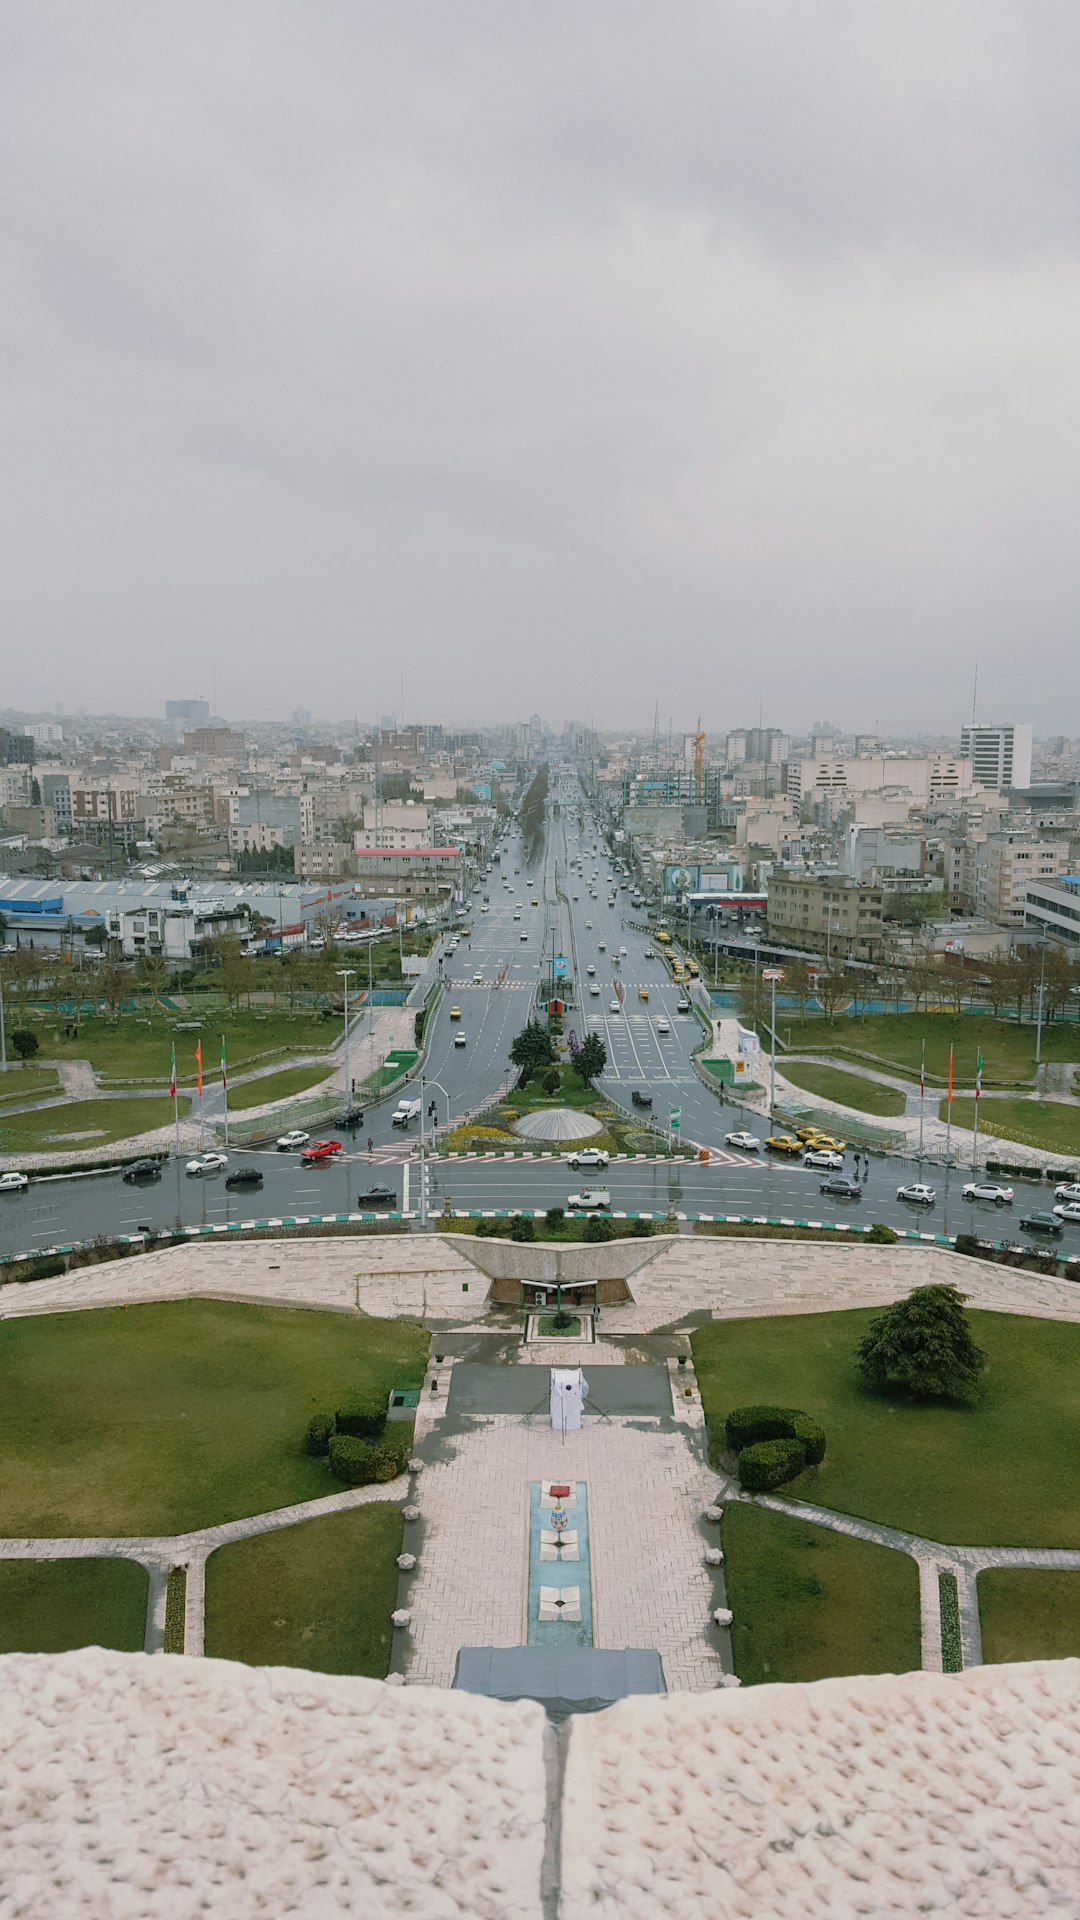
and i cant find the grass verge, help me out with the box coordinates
[0,1557,148,1653]
[36,1009,338,1083]
[942,1096,1080,1159]
[779,1061,907,1117]
[0,1095,190,1152]
[0,1299,427,1536]
[723,1504,921,1685]
[780,1012,1077,1085]
[692,1307,1080,1548]
[204,1504,403,1676]
[0,1068,61,1108]
[977,1568,1080,1663]
[227,1064,334,1111]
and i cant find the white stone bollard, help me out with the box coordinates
[392,1609,412,1628]
[704,1547,724,1566]
[712,1606,733,1627]
[396,1552,417,1571]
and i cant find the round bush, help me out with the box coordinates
[737,1437,808,1493]
[509,1215,536,1242]
[629,1218,654,1237]
[327,1435,380,1487]
[724,1405,800,1452]
[335,1397,386,1441]
[545,1206,566,1230]
[867,1223,897,1245]
[790,1412,826,1466]
[582,1215,615,1242]
[474,1218,501,1237]
[954,1233,982,1258]
[304,1413,335,1457]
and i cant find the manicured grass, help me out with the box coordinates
[227,1064,333,1110]
[0,1300,427,1536]
[941,1096,1080,1159]
[40,1010,337,1084]
[0,1094,190,1151]
[782,1013,1077,1086]
[505,1067,594,1109]
[204,1505,403,1676]
[692,1307,1080,1547]
[723,1504,921,1686]
[0,1557,148,1654]
[780,1061,907,1117]
[978,1568,1080,1664]
[0,1067,61,1108]
[538,1313,582,1335]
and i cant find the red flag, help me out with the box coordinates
[170,1044,176,1101]
[195,1040,203,1096]
[221,1037,227,1093]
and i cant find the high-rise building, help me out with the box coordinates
[165,698,210,726]
[959,722,1032,792]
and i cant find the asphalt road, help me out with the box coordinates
[0,788,1070,1257]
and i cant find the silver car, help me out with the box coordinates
[897,1183,936,1206]
[962,1181,1014,1204]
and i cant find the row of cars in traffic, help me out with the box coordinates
[890,1177,1080,1234]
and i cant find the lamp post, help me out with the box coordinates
[763,969,784,1123]
[1034,927,1049,1074]
[336,968,354,1101]
[0,946,12,1072]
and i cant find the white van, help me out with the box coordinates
[391,1098,422,1128]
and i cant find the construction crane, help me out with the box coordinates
[693,718,706,806]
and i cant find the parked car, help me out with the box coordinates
[804,1149,843,1171]
[185,1151,228,1175]
[765,1134,802,1155]
[357,1186,397,1207]
[276,1130,311,1151]
[631,1089,654,1108]
[1054,1182,1080,1202]
[1019,1210,1063,1235]
[962,1182,1014,1204]
[334,1107,365,1130]
[566,1148,609,1170]
[897,1183,937,1206]
[724,1130,760,1150]
[226,1166,264,1189]
[806,1133,846,1153]
[0,1171,29,1192]
[122,1158,162,1182]
[567,1187,611,1209]
[301,1139,343,1163]
[819,1176,862,1199]
[1052,1202,1080,1223]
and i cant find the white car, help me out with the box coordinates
[643,948,655,959]
[962,1181,1014,1204]
[566,1147,609,1170]
[454,1033,466,1048]
[656,1018,670,1034]
[589,983,600,996]
[804,1149,843,1171]
[897,1183,937,1206]
[618,946,627,956]
[586,964,596,975]
[1053,1202,1080,1223]
[276,1130,311,1151]
[0,1171,29,1192]
[1054,1183,1080,1202]
[473,970,484,982]
[567,1187,611,1209]
[480,904,490,913]
[585,920,593,930]
[598,941,606,952]
[724,1131,761,1151]
[609,999,621,1013]
[185,1152,229,1175]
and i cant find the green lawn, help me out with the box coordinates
[0,1067,61,1108]
[205,1506,403,1676]
[723,1503,921,1685]
[977,1569,1080,1664]
[782,1013,1077,1086]
[0,1300,427,1536]
[39,1010,338,1085]
[941,1097,1080,1159]
[692,1308,1080,1547]
[0,1094,190,1152]
[780,1061,907,1117]
[0,1558,148,1654]
[227,1064,334,1110]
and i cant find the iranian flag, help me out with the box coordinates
[974,1049,983,1103]
[169,1044,176,1100]
[195,1040,203,1096]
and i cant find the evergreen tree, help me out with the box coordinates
[855,1284,986,1404]
[577,1032,607,1085]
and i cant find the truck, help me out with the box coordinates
[567,1187,611,1210]
[391,1098,422,1128]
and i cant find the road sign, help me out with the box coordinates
[553,955,567,977]
[669,1107,681,1132]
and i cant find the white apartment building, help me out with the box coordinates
[974,834,1070,925]
[784,755,975,807]
[959,722,1033,792]
[1023,874,1080,946]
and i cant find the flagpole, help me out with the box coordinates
[972,1048,982,1172]
[196,1040,204,1151]
[221,1037,230,1150]
[945,1043,953,1169]
[918,1038,925,1166]
[171,1044,180,1163]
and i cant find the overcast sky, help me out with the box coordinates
[2,2,1079,736]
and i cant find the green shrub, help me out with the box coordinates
[582,1215,615,1242]
[867,1223,897,1244]
[542,1068,562,1096]
[304,1413,335,1457]
[737,1437,808,1492]
[629,1217,654,1236]
[474,1218,501,1236]
[509,1215,536,1242]
[545,1206,565,1230]
[327,1434,404,1486]
[954,1233,983,1258]
[724,1405,799,1452]
[790,1412,827,1466]
[334,1397,386,1440]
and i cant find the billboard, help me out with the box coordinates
[664,863,699,895]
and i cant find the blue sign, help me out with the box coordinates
[553,955,567,977]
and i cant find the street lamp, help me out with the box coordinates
[336,968,354,1101]
[1034,926,1049,1074]
[0,945,14,1073]
[763,969,784,1122]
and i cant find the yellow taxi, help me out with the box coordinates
[449,1005,462,1021]
[672,963,687,982]
[655,929,672,945]
[795,1124,821,1142]
[459,927,471,938]
[638,986,649,1002]
[764,1134,803,1155]
[808,1133,846,1152]
[685,959,700,978]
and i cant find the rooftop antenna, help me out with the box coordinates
[652,699,661,778]
[971,658,979,727]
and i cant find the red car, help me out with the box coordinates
[301,1139,343,1164]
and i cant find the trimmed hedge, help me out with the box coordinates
[509,1216,536,1243]
[867,1223,897,1244]
[335,1398,387,1440]
[327,1434,407,1487]
[790,1412,826,1466]
[724,1405,799,1452]
[738,1438,808,1493]
[304,1413,335,1457]
[582,1215,615,1242]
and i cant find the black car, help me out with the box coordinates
[819,1176,862,1199]
[335,1107,365,1130]
[631,1089,654,1108]
[122,1158,162,1182]
[226,1166,264,1190]
[1019,1211,1064,1235]
[358,1186,396,1207]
